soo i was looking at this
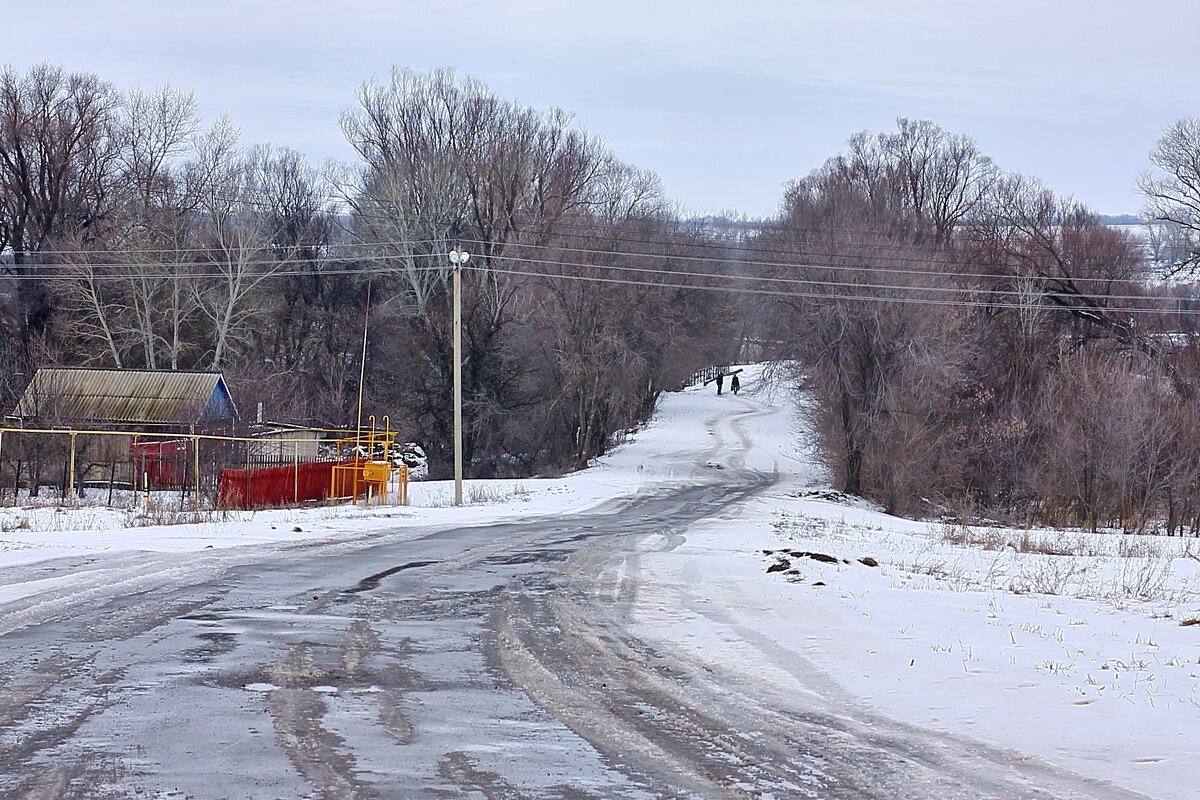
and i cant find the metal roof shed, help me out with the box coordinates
[11,368,238,429]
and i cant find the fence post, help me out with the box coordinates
[193,435,201,511]
[293,442,299,505]
[178,441,186,508]
[68,432,77,505]
[244,441,252,511]
[331,438,339,505]
[352,434,361,505]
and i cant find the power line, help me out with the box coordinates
[461,238,1178,295]
[472,251,1181,305]
[330,201,1173,286]
[2,189,1191,302]
[7,226,1187,298]
[4,238,1196,309]
[0,261,449,281]
[346,206,1175,288]
[2,237,441,259]
[460,263,1200,318]
[18,185,1175,290]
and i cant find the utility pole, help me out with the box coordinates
[449,245,470,506]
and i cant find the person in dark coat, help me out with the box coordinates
[716,373,724,395]
[731,374,740,395]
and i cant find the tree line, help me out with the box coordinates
[754,117,1200,533]
[0,64,737,478]
[6,60,1200,530]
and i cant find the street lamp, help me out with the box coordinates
[449,245,470,506]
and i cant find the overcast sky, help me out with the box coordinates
[6,0,1195,217]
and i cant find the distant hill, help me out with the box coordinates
[1097,213,1144,225]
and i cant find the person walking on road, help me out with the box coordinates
[731,373,740,395]
[715,373,724,395]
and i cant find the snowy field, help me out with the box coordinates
[2,364,1198,797]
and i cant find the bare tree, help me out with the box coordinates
[1140,117,1200,275]
[814,118,996,247]
[0,64,122,345]
[766,162,973,508]
[966,175,1150,355]
[339,68,470,314]
[1031,352,1183,531]
[341,68,633,476]
[190,122,278,369]
[55,85,202,369]
[879,118,997,245]
[0,64,121,260]
[118,85,198,213]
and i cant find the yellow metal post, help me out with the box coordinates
[382,414,391,505]
[244,441,251,510]
[331,439,340,504]
[68,432,77,505]
[354,282,372,506]
[370,415,379,506]
[193,435,201,512]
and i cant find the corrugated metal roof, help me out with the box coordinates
[12,368,236,425]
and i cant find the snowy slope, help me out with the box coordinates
[630,365,1200,800]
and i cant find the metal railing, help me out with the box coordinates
[681,365,730,389]
[0,421,409,510]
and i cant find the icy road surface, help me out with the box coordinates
[0,400,1153,798]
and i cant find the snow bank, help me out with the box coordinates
[630,365,1200,800]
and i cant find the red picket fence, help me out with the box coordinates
[218,459,365,510]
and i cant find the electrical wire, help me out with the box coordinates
[458,263,1200,317]
[15,186,1178,290]
[1,187,1194,310]
[469,251,1178,305]
[5,227,1188,300]
[458,238,1177,294]
[4,240,1189,308]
